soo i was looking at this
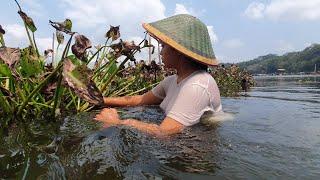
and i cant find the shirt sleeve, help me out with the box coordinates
[166,84,210,126]
[151,76,172,99]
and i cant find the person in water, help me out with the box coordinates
[95,14,222,135]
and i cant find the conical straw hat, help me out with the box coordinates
[143,14,218,66]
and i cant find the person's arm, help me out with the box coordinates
[121,117,184,136]
[94,108,184,136]
[103,91,163,107]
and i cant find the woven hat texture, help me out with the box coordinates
[143,14,218,66]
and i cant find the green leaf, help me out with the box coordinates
[0,63,12,77]
[0,90,12,114]
[49,19,73,35]
[20,47,43,77]
[64,19,72,31]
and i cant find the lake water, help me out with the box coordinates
[1,75,320,179]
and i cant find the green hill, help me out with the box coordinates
[237,44,320,74]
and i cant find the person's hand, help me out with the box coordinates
[94,108,121,127]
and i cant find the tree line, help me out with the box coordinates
[236,44,320,74]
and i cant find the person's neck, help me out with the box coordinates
[176,62,201,84]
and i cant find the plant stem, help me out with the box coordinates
[52,33,55,66]
[0,90,12,113]
[17,63,63,116]
[24,24,36,52]
[99,48,142,93]
[51,73,63,116]
[0,34,5,46]
[32,32,40,57]
[51,34,74,115]
[127,82,159,96]
[86,45,108,65]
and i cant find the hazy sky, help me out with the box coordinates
[1,0,320,63]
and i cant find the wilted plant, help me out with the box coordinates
[0,0,159,122]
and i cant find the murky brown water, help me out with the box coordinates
[1,75,320,179]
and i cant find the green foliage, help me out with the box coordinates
[238,44,320,74]
[210,65,254,97]
[0,63,12,77]
[0,2,155,120]
[19,47,43,77]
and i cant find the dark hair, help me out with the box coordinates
[171,45,208,71]
[185,56,208,71]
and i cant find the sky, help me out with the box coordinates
[1,0,320,63]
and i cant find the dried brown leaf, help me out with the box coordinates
[71,35,92,61]
[62,57,103,105]
[105,25,120,41]
[0,47,21,68]
[18,10,37,32]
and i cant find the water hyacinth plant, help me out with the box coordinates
[210,64,254,97]
[0,1,160,123]
[0,1,254,125]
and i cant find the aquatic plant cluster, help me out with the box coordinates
[0,1,254,123]
[0,1,157,121]
[209,64,254,96]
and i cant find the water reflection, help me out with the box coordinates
[51,108,223,179]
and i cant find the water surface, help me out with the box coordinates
[1,75,320,179]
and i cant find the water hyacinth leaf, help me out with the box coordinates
[62,56,103,105]
[18,11,37,32]
[20,46,43,77]
[0,63,12,77]
[110,40,140,59]
[123,41,140,52]
[49,19,73,35]
[110,42,123,58]
[56,30,64,44]
[71,34,92,61]
[0,47,21,68]
[64,19,72,31]
[105,26,120,41]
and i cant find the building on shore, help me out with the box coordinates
[277,68,286,75]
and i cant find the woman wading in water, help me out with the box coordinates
[95,14,222,135]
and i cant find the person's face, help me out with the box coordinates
[160,43,179,69]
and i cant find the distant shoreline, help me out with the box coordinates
[253,74,320,78]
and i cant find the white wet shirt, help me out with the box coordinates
[151,70,222,126]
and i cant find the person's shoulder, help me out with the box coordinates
[188,71,213,83]
[185,71,219,92]
[162,74,176,82]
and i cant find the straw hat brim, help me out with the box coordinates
[142,23,219,66]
